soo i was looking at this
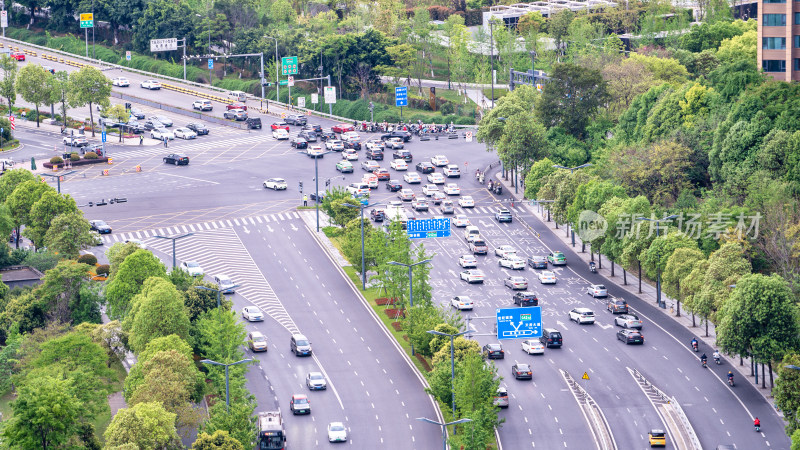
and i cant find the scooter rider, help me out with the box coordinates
[589,261,596,272]
[754,417,761,431]
[701,353,707,367]
[728,371,735,385]
[713,349,721,364]
[691,337,698,351]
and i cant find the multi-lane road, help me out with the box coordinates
[6,43,792,449]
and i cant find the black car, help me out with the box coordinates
[89,219,112,234]
[393,149,412,162]
[416,162,434,173]
[386,180,403,191]
[527,255,548,269]
[319,130,336,141]
[129,107,145,120]
[617,329,644,345]
[309,191,325,203]
[187,122,209,135]
[122,121,145,134]
[163,153,189,165]
[285,114,307,126]
[370,208,385,222]
[365,148,384,160]
[306,124,323,133]
[246,117,262,129]
[298,130,317,142]
[380,130,412,142]
[344,140,361,150]
[608,299,629,314]
[483,343,504,359]
[291,137,308,149]
[511,363,532,380]
[513,292,538,307]
[143,119,163,131]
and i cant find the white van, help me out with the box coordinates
[464,225,480,241]
[228,90,247,102]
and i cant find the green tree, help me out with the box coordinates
[106,241,144,280]
[404,305,447,357]
[663,248,706,317]
[26,189,78,248]
[524,157,557,199]
[451,353,501,450]
[193,430,244,450]
[641,229,698,281]
[49,71,70,126]
[547,9,575,56]
[538,63,609,138]
[104,402,182,449]
[432,336,480,366]
[602,57,655,117]
[42,211,97,258]
[104,104,131,142]
[67,66,112,137]
[0,168,36,203]
[2,375,81,449]
[6,180,51,248]
[201,398,258,449]
[496,111,548,174]
[16,64,54,127]
[185,282,231,321]
[696,242,751,333]
[35,260,101,325]
[126,278,191,354]
[775,353,800,435]
[0,54,18,110]
[195,308,248,397]
[105,250,167,319]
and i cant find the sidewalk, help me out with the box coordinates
[492,171,776,403]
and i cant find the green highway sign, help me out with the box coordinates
[79,13,93,28]
[278,80,288,86]
[281,56,298,75]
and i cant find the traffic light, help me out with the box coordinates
[299,181,303,193]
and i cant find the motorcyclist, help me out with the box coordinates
[589,261,596,272]
[754,417,760,430]
[701,353,707,366]
[713,350,721,363]
[728,371,734,384]
[488,180,493,190]
[691,337,698,350]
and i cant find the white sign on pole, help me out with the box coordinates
[287,75,294,87]
[492,69,497,85]
[465,131,473,142]
[324,86,336,104]
[1,11,7,28]
[298,97,306,108]
[125,51,131,61]
[311,93,319,104]
[150,38,178,52]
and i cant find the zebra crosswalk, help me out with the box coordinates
[145,227,300,334]
[101,211,302,244]
[403,205,528,216]
[110,134,276,160]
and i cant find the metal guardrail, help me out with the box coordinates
[561,370,617,450]
[670,396,703,450]
[110,91,248,130]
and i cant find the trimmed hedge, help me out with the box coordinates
[96,264,110,275]
[77,253,98,265]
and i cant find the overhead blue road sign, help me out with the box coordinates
[101,131,106,143]
[496,307,542,340]
[395,86,408,107]
[407,217,450,239]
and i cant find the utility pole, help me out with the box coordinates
[490,20,495,109]
[327,75,332,115]
[260,52,265,103]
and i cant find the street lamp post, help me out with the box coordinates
[196,284,239,308]
[200,358,252,412]
[263,36,280,103]
[40,170,76,193]
[297,150,333,232]
[153,233,193,270]
[489,20,495,109]
[636,215,679,309]
[388,259,432,355]
[417,417,473,450]
[427,329,469,422]
[345,201,383,290]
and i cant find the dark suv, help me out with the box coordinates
[285,114,307,126]
[298,130,318,142]
[540,328,563,348]
[393,149,412,162]
[483,343,504,359]
[380,130,412,142]
[370,208,385,222]
[607,299,629,314]
[246,117,262,129]
[513,292,538,307]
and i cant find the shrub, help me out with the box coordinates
[84,152,98,159]
[439,102,455,115]
[69,152,80,162]
[428,5,454,20]
[49,156,63,165]
[77,253,98,265]
[377,111,400,123]
[23,250,61,273]
[456,116,476,125]
[96,264,110,275]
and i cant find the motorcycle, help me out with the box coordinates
[755,423,761,432]
[714,356,721,365]
[589,262,597,273]
[702,359,707,368]
[728,377,735,387]
[692,341,698,352]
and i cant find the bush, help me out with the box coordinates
[456,116,476,125]
[69,152,80,162]
[377,111,400,123]
[439,102,455,115]
[49,156,63,165]
[428,5,455,20]
[96,264,110,276]
[23,250,61,273]
[77,253,98,265]
[84,152,98,159]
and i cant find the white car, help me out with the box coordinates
[427,172,446,184]
[390,159,408,171]
[242,306,264,322]
[398,189,414,201]
[587,284,608,297]
[326,140,345,151]
[453,215,470,227]
[272,128,290,140]
[307,145,324,157]
[365,140,383,151]
[495,245,517,258]
[384,137,404,149]
[458,254,478,268]
[342,149,359,161]
[460,269,485,283]
[173,127,197,140]
[150,128,174,140]
[263,178,288,190]
[521,339,545,355]
[422,184,439,196]
[499,255,525,270]
[443,164,461,177]
[180,261,204,276]
[538,270,557,284]
[450,295,474,310]
[444,183,460,195]
[403,172,422,184]
[458,196,475,208]
[569,307,596,324]
[431,155,449,166]
[341,131,360,142]
[140,79,161,89]
[327,422,347,443]
[361,160,379,172]
[111,77,130,87]
[614,314,643,329]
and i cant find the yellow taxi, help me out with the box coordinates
[648,429,666,447]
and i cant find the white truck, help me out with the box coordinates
[384,201,409,229]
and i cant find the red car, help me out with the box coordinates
[226,102,247,111]
[331,123,355,134]
[373,168,390,180]
[271,122,290,131]
[9,52,25,61]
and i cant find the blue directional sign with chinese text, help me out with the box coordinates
[395,86,408,107]
[407,218,450,239]
[496,307,542,340]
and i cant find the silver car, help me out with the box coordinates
[306,372,327,390]
[587,284,608,297]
